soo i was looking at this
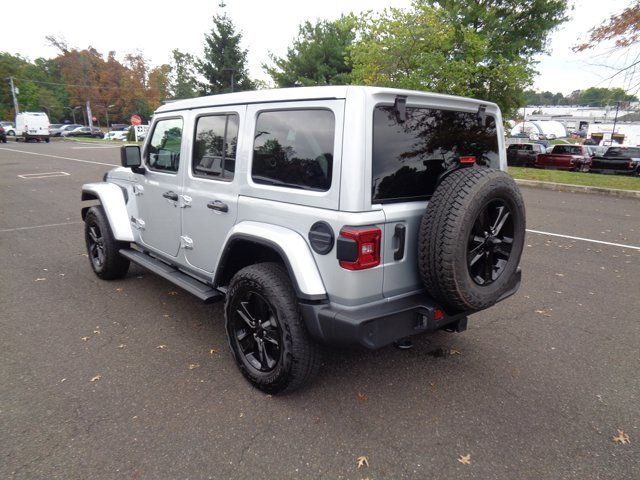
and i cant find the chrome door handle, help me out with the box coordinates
[207,200,229,213]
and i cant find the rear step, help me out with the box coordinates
[119,249,223,303]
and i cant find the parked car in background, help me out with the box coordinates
[506,143,546,167]
[535,144,595,171]
[1,121,16,136]
[56,124,84,136]
[16,112,50,142]
[50,123,76,136]
[590,146,640,176]
[64,126,104,139]
[0,126,7,143]
[104,126,130,141]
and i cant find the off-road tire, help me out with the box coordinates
[225,263,321,394]
[84,206,130,280]
[418,167,525,311]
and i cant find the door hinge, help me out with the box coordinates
[130,216,146,230]
[180,236,194,249]
[179,194,192,208]
[133,184,144,195]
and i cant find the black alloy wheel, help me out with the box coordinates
[230,291,283,373]
[87,224,106,270]
[467,199,514,286]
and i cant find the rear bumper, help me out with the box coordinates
[589,167,638,175]
[301,269,521,349]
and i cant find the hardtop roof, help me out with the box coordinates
[155,85,498,114]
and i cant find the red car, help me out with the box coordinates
[535,144,597,171]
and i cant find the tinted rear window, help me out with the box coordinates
[372,106,499,203]
[252,109,334,191]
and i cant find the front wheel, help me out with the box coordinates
[225,263,321,394]
[84,206,130,280]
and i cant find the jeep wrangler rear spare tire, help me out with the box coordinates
[418,167,525,311]
[84,206,130,280]
[225,263,321,394]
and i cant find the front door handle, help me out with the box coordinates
[207,200,229,213]
[163,191,179,201]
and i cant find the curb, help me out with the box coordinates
[515,179,640,200]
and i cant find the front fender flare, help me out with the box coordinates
[81,182,134,242]
[218,221,327,301]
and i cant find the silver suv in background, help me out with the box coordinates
[81,86,525,393]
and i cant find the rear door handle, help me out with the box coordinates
[162,191,179,201]
[207,200,229,213]
[394,223,406,261]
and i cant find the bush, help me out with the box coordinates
[126,127,136,142]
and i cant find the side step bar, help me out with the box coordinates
[119,249,224,303]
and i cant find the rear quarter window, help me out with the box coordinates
[372,106,499,203]
[251,109,335,191]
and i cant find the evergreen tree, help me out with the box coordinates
[198,2,253,94]
[170,49,200,99]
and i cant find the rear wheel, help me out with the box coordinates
[84,206,130,280]
[418,167,525,311]
[225,263,321,394]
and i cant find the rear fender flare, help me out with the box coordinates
[216,222,327,301]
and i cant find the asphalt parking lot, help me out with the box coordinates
[1,141,638,480]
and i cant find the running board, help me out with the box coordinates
[119,249,223,303]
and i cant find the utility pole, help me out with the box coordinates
[611,101,620,143]
[8,77,19,114]
[86,101,94,129]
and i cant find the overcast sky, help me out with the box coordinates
[4,0,637,95]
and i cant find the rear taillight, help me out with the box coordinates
[337,226,381,270]
[459,156,476,164]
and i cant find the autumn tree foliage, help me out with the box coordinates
[575,1,640,51]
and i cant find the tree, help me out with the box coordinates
[574,1,640,91]
[575,1,640,51]
[350,1,568,116]
[264,17,355,87]
[169,49,200,99]
[198,3,253,94]
[578,87,637,107]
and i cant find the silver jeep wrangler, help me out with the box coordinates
[81,86,525,393]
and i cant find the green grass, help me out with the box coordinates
[509,166,640,191]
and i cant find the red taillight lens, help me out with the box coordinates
[338,226,381,270]
[459,156,476,164]
[434,308,444,321]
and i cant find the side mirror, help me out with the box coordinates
[121,145,142,169]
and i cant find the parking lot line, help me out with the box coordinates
[0,221,82,233]
[526,228,640,251]
[0,146,117,167]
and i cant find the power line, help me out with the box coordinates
[8,76,125,90]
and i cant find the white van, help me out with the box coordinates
[15,112,51,142]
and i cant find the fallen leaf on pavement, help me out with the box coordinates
[115,288,123,292]
[168,291,178,296]
[613,430,630,445]
[163,314,171,318]
[156,345,167,350]
[189,363,200,370]
[81,336,89,341]
[555,273,565,277]
[90,375,101,382]
[35,278,46,282]
[118,344,126,349]
[458,454,471,465]
[209,348,218,355]
[356,392,368,402]
[450,348,461,355]
[534,309,552,317]
[357,456,369,469]
[93,330,101,335]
